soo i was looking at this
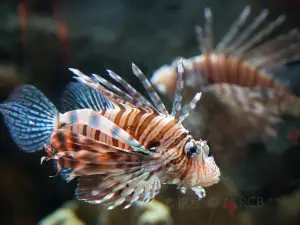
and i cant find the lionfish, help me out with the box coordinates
[0,61,220,210]
[151,5,300,96]
[150,6,300,166]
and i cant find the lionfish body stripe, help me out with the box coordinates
[0,61,220,210]
[60,106,187,153]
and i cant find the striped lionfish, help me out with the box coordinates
[0,61,221,210]
[150,6,300,166]
[151,5,299,97]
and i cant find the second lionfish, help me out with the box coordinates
[0,61,220,210]
[151,5,300,96]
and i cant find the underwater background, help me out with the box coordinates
[1,0,300,225]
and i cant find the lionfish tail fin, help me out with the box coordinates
[49,129,162,209]
[0,85,58,152]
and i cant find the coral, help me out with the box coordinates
[132,200,173,225]
[38,202,85,225]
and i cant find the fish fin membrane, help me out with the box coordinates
[76,172,161,209]
[0,85,58,152]
[60,81,113,113]
[200,83,281,140]
[49,129,161,209]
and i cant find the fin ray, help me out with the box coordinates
[69,68,133,107]
[216,5,251,52]
[76,172,161,209]
[48,129,162,209]
[49,130,152,179]
[105,70,158,112]
[171,59,184,119]
[61,81,113,112]
[131,63,169,115]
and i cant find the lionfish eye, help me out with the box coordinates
[189,146,198,154]
[184,141,200,157]
[187,145,200,158]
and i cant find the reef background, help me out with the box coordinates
[1,0,300,225]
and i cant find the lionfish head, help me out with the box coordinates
[151,58,208,97]
[151,61,178,96]
[184,139,221,187]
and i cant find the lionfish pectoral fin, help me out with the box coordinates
[60,81,113,113]
[0,85,58,152]
[49,129,162,209]
[203,83,281,139]
[76,172,161,210]
[203,83,278,113]
[49,129,147,177]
